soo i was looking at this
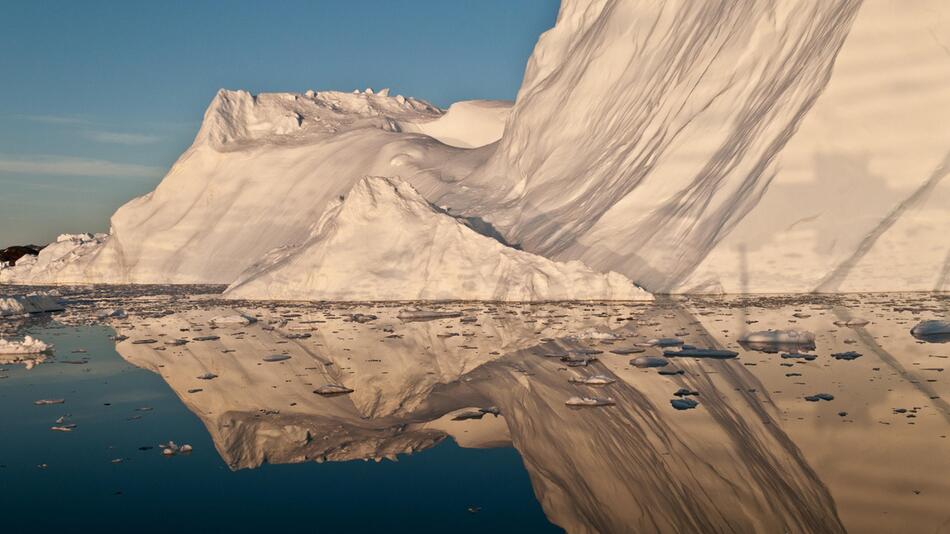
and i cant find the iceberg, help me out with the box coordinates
[224,177,651,302]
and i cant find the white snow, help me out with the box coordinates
[398,100,511,148]
[225,177,650,301]
[0,294,64,317]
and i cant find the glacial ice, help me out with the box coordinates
[224,177,651,301]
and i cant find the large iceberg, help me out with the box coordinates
[225,176,649,301]
[3,0,949,295]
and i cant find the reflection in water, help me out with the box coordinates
[4,286,945,532]
[101,293,950,533]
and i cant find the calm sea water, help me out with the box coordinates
[0,321,556,533]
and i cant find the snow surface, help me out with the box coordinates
[225,177,650,301]
[397,100,511,149]
[3,0,949,295]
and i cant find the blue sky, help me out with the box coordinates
[0,0,558,246]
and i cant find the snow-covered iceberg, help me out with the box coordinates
[225,177,650,301]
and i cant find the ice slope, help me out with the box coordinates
[225,176,649,301]
[458,0,950,293]
[0,89,491,284]
[397,99,511,148]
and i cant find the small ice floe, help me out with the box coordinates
[561,355,597,367]
[34,399,65,405]
[96,308,127,320]
[833,318,869,327]
[832,351,862,361]
[209,313,256,327]
[314,384,354,396]
[910,320,950,342]
[571,329,620,341]
[397,309,462,321]
[283,332,311,339]
[453,407,501,421]
[610,347,645,355]
[565,396,615,407]
[196,372,218,380]
[804,393,835,402]
[670,398,699,410]
[569,375,616,386]
[663,348,738,359]
[0,335,51,355]
[452,410,485,421]
[262,354,291,362]
[643,338,684,348]
[739,329,816,352]
[159,442,193,456]
[192,335,221,341]
[781,352,817,361]
[0,294,65,317]
[631,356,668,368]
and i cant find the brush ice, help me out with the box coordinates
[225,177,650,301]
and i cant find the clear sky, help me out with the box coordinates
[0,0,559,247]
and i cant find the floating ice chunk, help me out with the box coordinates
[670,398,699,410]
[910,320,950,342]
[34,399,65,405]
[643,338,684,347]
[610,347,645,355]
[663,348,738,359]
[397,310,463,321]
[96,308,127,319]
[831,351,862,361]
[739,329,815,345]
[568,375,616,386]
[631,356,668,368]
[0,294,64,317]
[314,384,354,396]
[209,313,257,327]
[565,396,615,407]
[0,335,51,354]
[833,318,869,327]
[571,329,621,341]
